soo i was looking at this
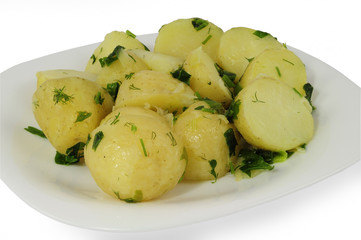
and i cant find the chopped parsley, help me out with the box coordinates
[194,105,217,114]
[90,54,96,64]
[94,92,104,105]
[166,132,177,146]
[293,88,302,97]
[104,81,121,101]
[214,63,236,89]
[303,83,316,111]
[128,53,137,62]
[114,190,143,203]
[191,18,209,31]
[53,86,74,105]
[282,58,294,66]
[208,159,218,183]
[245,57,254,63]
[92,131,104,151]
[75,111,92,123]
[125,72,135,80]
[129,83,141,90]
[140,138,147,157]
[224,128,237,157]
[99,45,124,67]
[253,30,270,38]
[194,92,225,114]
[55,142,85,165]
[225,99,241,121]
[275,66,282,77]
[202,35,212,45]
[24,126,47,139]
[252,91,265,103]
[124,122,137,133]
[110,113,120,125]
[171,65,191,85]
[126,30,136,38]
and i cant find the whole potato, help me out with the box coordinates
[32,77,113,154]
[84,107,187,202]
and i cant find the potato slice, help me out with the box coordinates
[217,27,283,81]
[36,69,97,88]
[184,47,232,106]
[85,31,148,75]
[154,18,223,61]
[174,101,239,181]
[241,48,307,95]
[128,49,184,74]
[84,107,186,202]
[114,70,195,113]
[233,77,314,151]
[32,77,113,154]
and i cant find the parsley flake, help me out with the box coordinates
[53,86,74,105]
[92,131,104,151]
[94,92,104,105]
[75,111,92,123]
[99,45,124,67]
[209,159,218,183]
[171,65,191,85]
[191,18,209,31]
[24,126,47,139]
[253,30,270,38]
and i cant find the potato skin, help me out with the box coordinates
[173,101,239,181]
[32,77,113,154]
[233,77,314,151]
[84,107,187,202]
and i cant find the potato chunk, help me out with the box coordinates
[233,77,314,151]
[32,77,113,154]
[114,70,195,113]
[154,18,223,61]
[240,48,307,95]
[217,27,283,80]
[36,69,97,88]
[84,107,187,202]
[173,101,239,181]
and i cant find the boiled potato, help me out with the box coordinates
[114,70,195,113]
[217,27,283,81]
[233,77,314,151]
[84,107,187,202]
[85,31,148,75]
[95,49,149,89]
[173,101,239,181]
[128,49,184,75]
[184,46,232,106]
[36,69,97,88]
[154,18,223,61]
[32,77,113,154]
[240,48,307,95]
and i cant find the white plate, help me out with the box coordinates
[0,33,360,232]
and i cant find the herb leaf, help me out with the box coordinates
[166,132,177,146]
[194,92,225,114]
[94,92,104,105]
[171,65,191,85]
[225,99,241,121]
[75,111,92,123]
[202,35,212,45]
[126,30,136,38]
[214,63,236,89]
[209,159,218,183]
[191,18,209,31]
[238,149,274,177]
[224,128,237,157]
[24,126,47,138]
[253,30,270,38]
[55,142,85,165]
[140,138,147,157]
[53,86,74,104]
[99,45,124,67]
[303,83,316,111]
[92,131,104,151]
[104,81,121,101]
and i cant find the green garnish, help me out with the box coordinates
[126,30,136,38]
[194,92,225,114]
[92,131,104,151]
[142,43,150,51]
[202,35,212,45]
[171,65,191,85]
[94,92,104,105]
[86,134,91,147]
[303,83,316,111]
[90,54,96,64]
[253,30,270,38]
[99,45,124,67]
[24,126,47,139]
[238,149,274,177]
[252,91,265,103]
[293,88,302,97]
[214,63,236,89]
[191,18,209,31]
[194,105,216,114]
[233,82,243,96]
[75,111,92,123]
[208,159,218,183]
[245,57,254,63]
[104,81,121,101]
[32,100,39,109]
[166,132,177,146]
[114,190,143,203]
[282,58,294,65]
[125,72,135,80]
[55,142,85,165]
[53,86,74,105]
[129,83,141,90]
[110,113,120,125]
[224,128,237,157]
[128,53,136,62]
[140,138,147,157]
[124,122,137,133]
[225,99,241,121]
[275,66,282,77]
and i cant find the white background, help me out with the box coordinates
[1,0,360,239]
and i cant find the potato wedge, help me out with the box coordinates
[36,69,97,88]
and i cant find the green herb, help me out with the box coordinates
[293,88,302,97]
[86,134,91,147]
[275,66,282,77]
[55,142,85,165]
[32,100,39,109]
[92,131,104,151]
[53,86,74,104]
[194,105,216,114]
[129,83,141,90]
[142,43,150,51]
[245,57,254,63]
[252,91,265,103]
[140,138,147,157]
[233,82,243,96]
[99,45,124,67]
[126,30,136,38]
[202,35,212,45]
[75,111,92,123]
[125,72,135,80]
[253,30,270,38]
[104,81,121,101]
[94,92,104,105]
[171,65,191,85]
[128,53,136,62]
[124,122,137,133]
[110,113,120,125]
[214,63,236,89]
[114,190,143,203]
[208,159,218,183]
[225,99,241,121]
[238,149,274,177]
[191,18,209,31]
[282,58,294,65]
[224,128,237,156]
[303,83,316,111]
[90,54,96,64]
[194,92,225,114]
[283,43,288,49]
[166,132,177,146]
[24,126,47,139]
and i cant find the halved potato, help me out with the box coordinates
[154,18,223,61]
[36,69,97,88]
[233,77,313,151]
[114,70,195,113]
[217,27,283,81]
[240,48,307,95]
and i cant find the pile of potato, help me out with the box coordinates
[32,17,314,202]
